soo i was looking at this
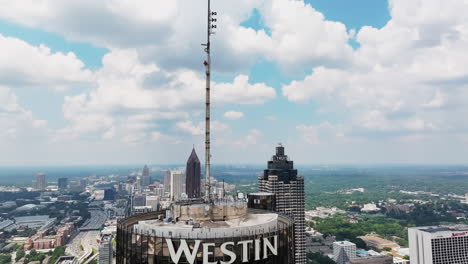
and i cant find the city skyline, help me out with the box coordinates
[2,0,468,166]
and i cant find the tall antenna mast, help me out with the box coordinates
[203,0,217,203]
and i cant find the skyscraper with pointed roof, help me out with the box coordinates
[185,148,201,198]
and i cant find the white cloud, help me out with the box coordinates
[0,0,354,74]
[423,91,447,109]
[57,49,273,141]
[260,0,353,70]
[176,120,229,136]
[224,111,244,120]
[232,129,262,147]
[283,0,468,137]
[176,121,203,136]
[0,86,19,112]
[296,122,347,145]
[72,49,274,112]
[3,0,468,164]
[0,34,92,90]
[215,75,276,105]
[150,131,180,144]
[211,121,230,133]
[0,86,48,138]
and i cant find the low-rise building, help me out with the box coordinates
[358,235,399,249]
[15,215,54,229]
[391,247,410,258]
[333,241,356,264]
[361,203,380,213]
[32,238,54,249]
[0,219,14,231]
[55,223,74,246]
[305,207,345,219]
[132,206,152,214]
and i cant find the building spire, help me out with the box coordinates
[203,0,217,203]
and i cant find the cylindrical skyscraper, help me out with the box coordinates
[117,202,295,264]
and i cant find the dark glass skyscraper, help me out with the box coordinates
[258,144,306,264]
[58,177,68,190]
[141,165,150,187]
[185,148,201,198]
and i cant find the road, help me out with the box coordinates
[66,208,107,262]
[79,210,107,231]
[66,231,100,260]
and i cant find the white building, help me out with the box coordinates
[361,203,380,213]
[35,173,46,191]
[98,234,113,264]
[145,195,159,211]
[154,186,165,197]
[333,241,356,264]
[133,206,152,214]
[409,225,468,264]
[170,170,184,201]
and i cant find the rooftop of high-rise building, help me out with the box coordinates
[187,147,200,164]
[100,234,113,243]
[262,144,298,183]
[127,198,294,240]
[411,224,468,233]
[334,241,356,246]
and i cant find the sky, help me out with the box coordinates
[1,0,468,165]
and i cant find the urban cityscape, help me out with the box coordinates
[1,0,468,264]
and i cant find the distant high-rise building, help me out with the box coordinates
[98,234,113,264]
[170,170,184,201]
[127,175,137,184]
[103,188,115,201]
[163,170,171,196]
[185,148,201,198]
[154,187,164,197]
[57,178,68,190]
[141,165,151,187]
[333,241,357,264]
[35,173,46,191]
[145,195,159,211]
[79,179,87,189]
[132,193,146,207]
[258,144,306,264]
[409,225,468,264]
